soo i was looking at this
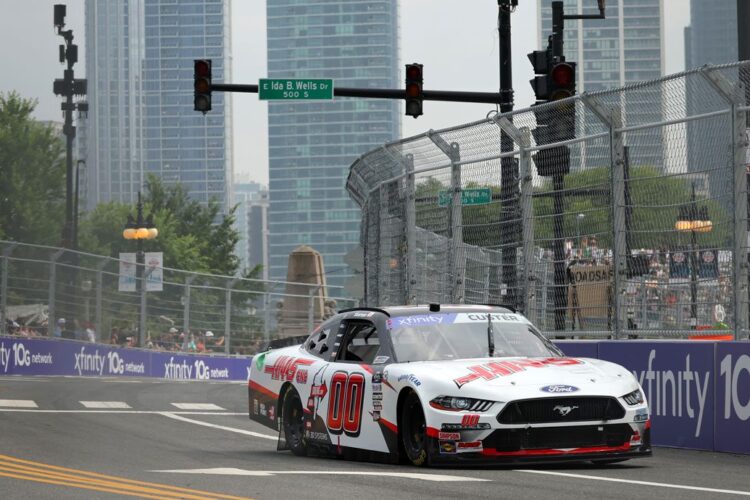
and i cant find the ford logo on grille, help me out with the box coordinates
[540,384,579,393]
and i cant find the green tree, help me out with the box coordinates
[79,174,240,275]
[0,92,65,244]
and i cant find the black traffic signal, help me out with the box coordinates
[194,59,212,113]
[548,61,577,143]
[528,48,552,103]
[405,63,423,118]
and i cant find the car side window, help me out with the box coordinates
[337,320,380,364]
[304,319,338,359]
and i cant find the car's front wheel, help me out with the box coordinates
[401,391,429,466]
[282,387,306,456]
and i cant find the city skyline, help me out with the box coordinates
[1,1,692,188]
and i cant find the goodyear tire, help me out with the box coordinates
[401,391,429,466]
[282,387,307,456]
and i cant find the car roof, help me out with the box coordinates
[384,304,516,315]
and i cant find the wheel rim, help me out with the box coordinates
[284,392,304,448]
[403,396,426,455]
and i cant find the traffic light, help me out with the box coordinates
[194,59,212,113]
[405,63,423,118]
[528,48,552,103]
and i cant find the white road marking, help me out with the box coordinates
[158,412,278,441]
[516,469,750,497]
[0,399,38,408]
[171,403,225,411]
[153,468,489,482]
[80,401,132,409]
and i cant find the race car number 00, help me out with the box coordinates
[327,371,365,437]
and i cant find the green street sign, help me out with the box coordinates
[438,188,492,207]
[259,79,334,100]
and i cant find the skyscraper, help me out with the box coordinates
[537,0,665,169]
[684,0,738,200]
[265,0,401,291]
[84,0,232,211]
[234,182,269,279]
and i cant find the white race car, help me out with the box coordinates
[248,304,651,466]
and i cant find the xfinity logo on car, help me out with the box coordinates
[540,384,579,393]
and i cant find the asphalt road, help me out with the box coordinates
[1,376,749,500]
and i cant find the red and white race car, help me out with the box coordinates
[248,304,651,466]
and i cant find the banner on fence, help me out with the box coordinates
[0,336,251,381]
[145,252,163,292]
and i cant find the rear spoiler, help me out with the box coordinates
[260,334,308,352]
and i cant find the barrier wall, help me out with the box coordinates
[557,340,750,455]
[2,335,747,455]
[0,336,250,381]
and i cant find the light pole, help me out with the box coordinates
[675,183,712,329]
[122,192,158,346]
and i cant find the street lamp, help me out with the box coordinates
[674,182,712,329]
[123,192,158,346]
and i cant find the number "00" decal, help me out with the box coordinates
[327,371,365,437]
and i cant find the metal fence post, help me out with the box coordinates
[224,277,239,354]
[95,259,107,340]
[263,289,271,344]
[700,67,749,339]
[582,97,626,338]
[404,154,416,304]
[0,243,17,336]
[47,249,65,337]
[308,284,322,333]
[519,128,534,320]
[183,275,196,340]
[428,131,463,303]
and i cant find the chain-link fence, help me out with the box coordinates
[347,62,750,339]
[0,241,357,354]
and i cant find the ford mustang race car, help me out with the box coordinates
[248,304,651,466]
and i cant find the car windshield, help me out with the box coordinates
[388,312,562,362]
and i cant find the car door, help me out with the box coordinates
[316,318,391,455]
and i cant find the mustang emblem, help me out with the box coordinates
[553,405,579,417]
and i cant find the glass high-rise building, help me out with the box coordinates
[266,0,400,291]
[684,0,738,200]
[537,0,664,170]
[84,0,232,211]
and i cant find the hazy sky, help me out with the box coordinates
[1,1,690,186]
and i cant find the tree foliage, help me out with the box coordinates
[414,165,730,251]
[0,92,65,244]
[79,174,241,276]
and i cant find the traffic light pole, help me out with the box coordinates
[210,83,505,104]
[498,0,519,310]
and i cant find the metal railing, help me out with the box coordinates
[0,241,357,354]
[347,62,750,340]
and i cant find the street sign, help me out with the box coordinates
[438,188,492,207]
[259,79,334,100]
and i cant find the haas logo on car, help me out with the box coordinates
[264,356,314,381]
[453,357,583,388]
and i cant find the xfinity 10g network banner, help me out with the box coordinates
[0,336,250,381]
[557,340,750,455]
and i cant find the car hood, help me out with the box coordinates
[391,356,638,399]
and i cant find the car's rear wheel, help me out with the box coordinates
[282,387,306,456]
[401,391,429,466]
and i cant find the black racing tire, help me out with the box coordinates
[282,387,307,456]
[591,458,629,465]
[401,391,429,467]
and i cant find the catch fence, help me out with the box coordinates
[0,240,357,354]
[347,62,750,339]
